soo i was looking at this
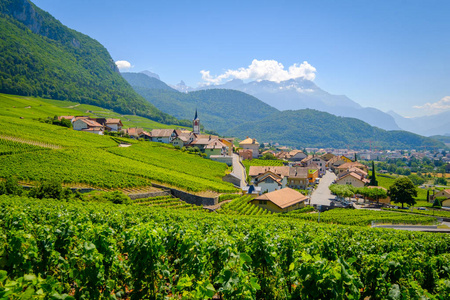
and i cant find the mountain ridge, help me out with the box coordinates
[0,0,188,126]
[195,77,400,131]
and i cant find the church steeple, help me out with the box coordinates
[193,109,200,134]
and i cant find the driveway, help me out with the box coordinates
[309,170,337,206]
[231,153,247,188]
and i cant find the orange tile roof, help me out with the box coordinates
[254,188,307,209]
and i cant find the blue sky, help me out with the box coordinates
[32,0,450,117]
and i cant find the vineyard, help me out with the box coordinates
[383,207,450,219]
[242,159,284,175]
[281,208,439,226]
[131,195,204,211]
[217,195,272,215]
[1,195,450,299]
[0,96,236,192]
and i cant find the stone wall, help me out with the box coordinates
[222,173,241,187]
[152,183,218,206]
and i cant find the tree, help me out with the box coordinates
[369,161,378,186]
[426,189,430,203]
[388,177,418,208]
[0,176,23,196]
[28,179,64,200]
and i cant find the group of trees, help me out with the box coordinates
[376,157,448,176]
[329,184,388,203]
[0,175,130,204]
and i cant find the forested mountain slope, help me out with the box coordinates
[0,0,187,125]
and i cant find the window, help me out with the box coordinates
[259,200,267,205]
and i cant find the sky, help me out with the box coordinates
[32,0,450,117]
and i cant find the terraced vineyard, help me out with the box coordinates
[131,195,204,211]
[1,195,450,299]
[281,208,439,226]
[218,195,272,215]
[383,207,450,219]
[0,95,236,192]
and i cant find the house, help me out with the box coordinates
[239,149,253,160]
[172,130,197,147]
[204,139,229,158]
[335,162,369,176]
[446,164,450,173]
[302,156,326,175]
[189,135,218,151]
[320,153,336,163]
[150,129,178,143]
[434,189,450,207]
[287,167,309,189]
[249,188,308,213]
[287,150,307,162]
[307,168,319,184]
[335,172,369,188]
[125,127,152,141]
[330,155,353,171]
[72,117,104,135]
[105,119,123,132]
[239,137,260,158]
[58,116,75,122]
[249,166,290,193]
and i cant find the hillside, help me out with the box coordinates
[121,72,177,91]
[225,109,446,149]
[0,93,234,193]
[0,0,188,126]
[123,73,279,133]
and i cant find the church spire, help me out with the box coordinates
[193,109,200,134]
[194,108,199,120]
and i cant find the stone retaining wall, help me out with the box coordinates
[152,183,218,206]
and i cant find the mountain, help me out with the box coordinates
[0,0,187,126]
[170,80,195,93]
[121,72,177,91]
[123,73,444,150]
[140,70,160,80]
[123,73,278,133]
[225,109,445,149]
[388,110,450,136]
[197,78,400,131]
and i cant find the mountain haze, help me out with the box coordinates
[388,110,450,136]
[124,72,444,150]
[226,109,444,149]
[0,0,187,125]
[124,73,278,132]
[197,78,400,131]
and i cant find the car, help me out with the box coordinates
[417,207,427,211]
[400,206,409,209]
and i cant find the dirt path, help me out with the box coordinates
[204,199,233,211]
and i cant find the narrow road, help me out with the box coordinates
[231,153,247,188]
[310,170,337,206]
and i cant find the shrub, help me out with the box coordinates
[28,179,63,200]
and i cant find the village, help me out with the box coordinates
[57,110,450,214]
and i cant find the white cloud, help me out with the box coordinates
[200,59,316,85]
[413,96,450,114]
[115,60,132,71]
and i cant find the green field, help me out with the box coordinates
[1,195,450,299]
[375,173,432,206]
[0,94,235,192]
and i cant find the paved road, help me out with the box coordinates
[231,153,247,188]
[309,170,337,206]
